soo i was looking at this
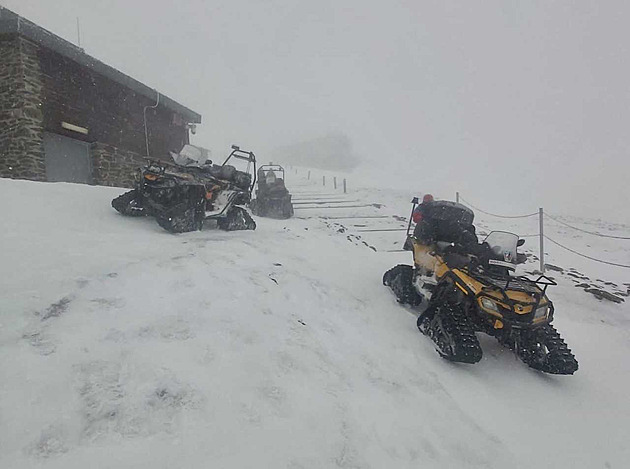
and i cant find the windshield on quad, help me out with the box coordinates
[171,144,212,167]
[483,231,519,265]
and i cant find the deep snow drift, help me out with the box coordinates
[1,176,629,469]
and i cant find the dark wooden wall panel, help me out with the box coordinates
[38,47,189,160]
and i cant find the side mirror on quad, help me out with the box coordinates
[517,239,525,247]
[406,197,420,238]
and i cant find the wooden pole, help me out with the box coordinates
[456,191,460,203]
[323,175,326,186]
[308,170,311,180]
[333,176,337,189]
[343,178,347,194]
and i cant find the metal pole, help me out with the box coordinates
[76,17,82,47]
[539,207,545,273]
[406,197,419,238]
[143,91,160,157]
[333,176,337,189]
[323,175,326,186]
[343,178,347,194]
[456,191,460,203]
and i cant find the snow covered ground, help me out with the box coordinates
[1,175,629,468]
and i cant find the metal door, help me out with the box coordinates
[43,132,92,184]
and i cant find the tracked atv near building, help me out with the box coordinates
[383,198,578,375]
[112,145,257,233]
[249,164,294,219]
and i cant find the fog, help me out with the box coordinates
[6,0,630,221]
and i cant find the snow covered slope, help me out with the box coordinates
[1,177,629,469]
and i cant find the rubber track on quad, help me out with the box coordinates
[418,303,483,364]
[156,206,202,233]
[217,206,256,231]
[382,265,423,306]
[251,197,293,219]
[502,325,578,375]
[111,190,145,216]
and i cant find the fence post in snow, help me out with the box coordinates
[308,170,310,180]
[333,176,337,189]
[343,178,347,194]
[456,191,460,203]
[323,175,326,186]
[539,207,545,273]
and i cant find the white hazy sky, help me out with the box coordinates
[4,0,630,220]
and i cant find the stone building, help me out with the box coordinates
[0,7,201,187]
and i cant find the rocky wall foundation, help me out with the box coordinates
[91,142,146,188]
[0,36,45,181]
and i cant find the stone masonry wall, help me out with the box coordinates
[1,32,191,187]
[0,35,45,180]
[91,142,146,188]
[0,37,18,175]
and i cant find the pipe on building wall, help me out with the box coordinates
[143,90,160,157]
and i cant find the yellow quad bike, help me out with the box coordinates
[383,198,578,375]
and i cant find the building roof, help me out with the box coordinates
[0,7,201,124]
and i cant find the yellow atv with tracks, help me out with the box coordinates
[383,198,578,375]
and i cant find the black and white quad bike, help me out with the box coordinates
[250,164,294,219]
[112,144,257,233]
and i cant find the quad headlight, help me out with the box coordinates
[480,297,499,312]
[534,304,548,320]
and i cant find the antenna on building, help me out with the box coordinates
[144,91,161,157]
[76,17,82,47]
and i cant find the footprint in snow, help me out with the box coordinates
[103,328,126,343]
[90,297,125,310]
[23,330,56,355]
[26,424,68,459]
[275,351,299,375]
[137,318,195,341]
[257,384,288,416]
[75,361,203,439]
[39,296,73,321]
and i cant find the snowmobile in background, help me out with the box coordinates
[249,164,294,219]
[111,145,257,233]
[383,197,578,375]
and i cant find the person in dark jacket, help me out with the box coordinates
[412,194,436,242]
[413,197,482,253]
[412,194,434,222]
